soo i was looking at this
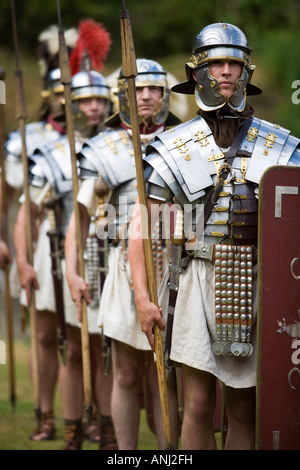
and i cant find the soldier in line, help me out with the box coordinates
[0,25,78,270]
[14,20,116,449]
[65,59,181,450]
[0,25,78,440]
[128,23,300,449]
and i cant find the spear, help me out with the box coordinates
[119,0,173,449]
[56,0,93,425]
[0,67,16,411]
[10,0,40,423]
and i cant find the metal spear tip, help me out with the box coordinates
[0,67,5,80]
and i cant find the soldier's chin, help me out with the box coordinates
[87,117,101,127]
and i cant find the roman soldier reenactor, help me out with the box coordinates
[128,22,300,450]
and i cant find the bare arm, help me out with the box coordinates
[14,201,39,304]
[0,178,15,268]
[65,204,91,321]
[128,198,165,350]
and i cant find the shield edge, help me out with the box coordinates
[255,164,300,450]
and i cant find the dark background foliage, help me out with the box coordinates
[0,0,300,133]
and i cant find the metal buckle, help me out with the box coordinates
[191,241,214,261]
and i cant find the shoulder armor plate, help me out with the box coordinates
[30,136,82,194]
[145,116,300,203]
[78,129,139,189]
[245,119,300,183]
[5,121,61,162]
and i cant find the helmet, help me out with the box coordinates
[172,22,261,112]
[70,70,111,101]
[70,70,111,136]
[117,59,170,127]
[40,68,64,98]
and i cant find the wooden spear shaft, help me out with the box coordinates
[10,0,40,422]
[56,0,93,424]
[0,67,16,411]
[119,1,173,449]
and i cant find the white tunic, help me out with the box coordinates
[19,216,100,334]
[158,257,257,389]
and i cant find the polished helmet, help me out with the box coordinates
[40,68,64,98]
[70,70,111,101]
[70,71,111,135]
[117,58,170,127]
[172,22,261,112]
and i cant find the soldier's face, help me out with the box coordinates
[136,86,163,120]
[209,59,243,98]
[78,97,107,126]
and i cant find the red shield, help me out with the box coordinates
[256,166,300,450]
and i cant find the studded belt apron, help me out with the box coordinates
[212,244,254,358]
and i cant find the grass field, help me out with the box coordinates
[0,337,160,451]
[0,336,223,451]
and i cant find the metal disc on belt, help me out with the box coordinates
[256,166,300,450]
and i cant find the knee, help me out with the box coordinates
[38,329,56,349]
[115,365,142,391]
[66,341,82,367]
[185,392,215,425]
[229,396,255,426]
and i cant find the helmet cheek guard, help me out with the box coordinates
[152,88,171,125]
[194,61,251,112]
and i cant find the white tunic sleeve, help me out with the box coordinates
[77,178,99,216]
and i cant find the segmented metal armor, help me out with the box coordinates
[145,115,300,246]
[78,127,147,239]
[5,121,62,189]
[28,134,78,236]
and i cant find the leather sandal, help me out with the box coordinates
[100,415,118,450]
[30,411,56,441]
[62,419,83,450]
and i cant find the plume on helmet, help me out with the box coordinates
[69,19,111,76]
[38,25,78,78]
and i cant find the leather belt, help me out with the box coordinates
[186,239,257,261]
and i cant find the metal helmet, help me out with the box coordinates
[70,70,111,136]
[39,67,65,121]
[40,68,64,98]
[70,70,111,101]
[117,58,170,127]
[172,22,261,112]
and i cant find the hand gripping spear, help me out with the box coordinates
[56,0,93,425]
[119,1,173,449]
[0,67,16,411]
[10,0,40,423]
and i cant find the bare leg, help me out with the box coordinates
[88,334,117,449]
[145,356,181,450]
[30,309,58,441]
[90,334,113,416]
[223,385,255,450]
[180,365,217,450]
[111,340,144,449]
[59,325,83,420]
